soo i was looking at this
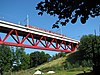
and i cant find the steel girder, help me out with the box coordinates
[0,29,79,52]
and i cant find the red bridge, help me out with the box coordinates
[0,20,79,52]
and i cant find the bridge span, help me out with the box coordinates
[0,20,79,52]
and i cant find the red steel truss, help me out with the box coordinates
[0,29,79,52]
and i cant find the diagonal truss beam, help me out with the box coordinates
[0,29,79,52]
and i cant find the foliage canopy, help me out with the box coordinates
[30,51,51,67]
[78,35,100,73]
[36,0,100,28]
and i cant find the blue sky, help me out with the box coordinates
[0,0,100,55]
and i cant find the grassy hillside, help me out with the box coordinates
[35,56,66,70]
[12,53,68,75]
[12,52,76,75]
[12,51,91,75]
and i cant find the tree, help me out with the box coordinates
[0,45,12,75]
[30,51,51,67]
[13,47,30,71]
[52,52,66,60]
[78,35,100,73]
[0,45,30,73]
[64,35,100,72]
[36,0,100,28]
[20,53,30,70]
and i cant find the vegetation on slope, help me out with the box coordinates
[11,51,91,75]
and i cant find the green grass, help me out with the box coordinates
[35,56,66,70]
[11,70,84,75]
[11,67,91,75]
[43,70,84,75]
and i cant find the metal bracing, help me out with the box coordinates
[0,29,79,52]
